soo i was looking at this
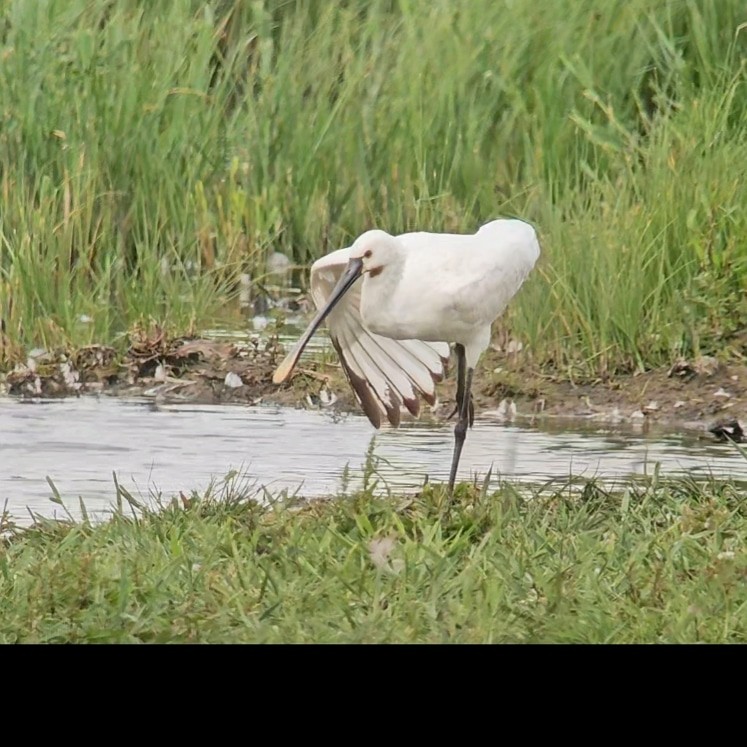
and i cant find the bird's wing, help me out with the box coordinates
[311,250,450,429]
[399,219,540,330]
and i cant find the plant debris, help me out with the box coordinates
[708,419,744,443]
[1,323,746,440]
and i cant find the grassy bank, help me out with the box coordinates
[2,473,747,642]
[1,0,746,376]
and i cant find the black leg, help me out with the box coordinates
[447,343,466,420]
[448,343,475,426]
[448,346,474,495]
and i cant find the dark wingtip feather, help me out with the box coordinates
[421,390,436,406]
[403,397,420,417]
[332,337,382,429]
[384,388,401,428]
[430,351,451,384]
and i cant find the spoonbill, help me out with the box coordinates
[273,218,540,493]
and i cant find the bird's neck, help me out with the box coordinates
[359,255,406,335]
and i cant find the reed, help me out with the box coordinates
[1,0,745,375]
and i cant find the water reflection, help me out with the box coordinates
[1,396,745,523]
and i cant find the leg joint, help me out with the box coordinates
[454,419,468,439]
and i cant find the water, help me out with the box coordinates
[1,396,745,524]
[204,317,332,357]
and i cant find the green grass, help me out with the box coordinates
[1,0,746,374]
[2,473,747,642]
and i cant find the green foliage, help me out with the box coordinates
[2,474,747,642]
[1,0,745,372]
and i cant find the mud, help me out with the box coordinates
[2,320,745,443]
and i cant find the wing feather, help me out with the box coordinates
[311,253,448,428]
[334,312,401,427]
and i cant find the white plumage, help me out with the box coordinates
[273,217,540,492]
[310,246,450,428]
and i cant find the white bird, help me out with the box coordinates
[273,218,541,494]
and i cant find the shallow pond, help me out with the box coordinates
[1,396,746,525]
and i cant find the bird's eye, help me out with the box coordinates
[364,249,372,259]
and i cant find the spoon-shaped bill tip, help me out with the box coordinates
[272,355,297,384]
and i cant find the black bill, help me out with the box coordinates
[273,257,364,384]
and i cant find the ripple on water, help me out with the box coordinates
[1,396,745,523]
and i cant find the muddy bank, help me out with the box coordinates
[1,324,744,440]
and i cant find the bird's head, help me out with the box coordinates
[272,229,401,385]
[349,229,402,279]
